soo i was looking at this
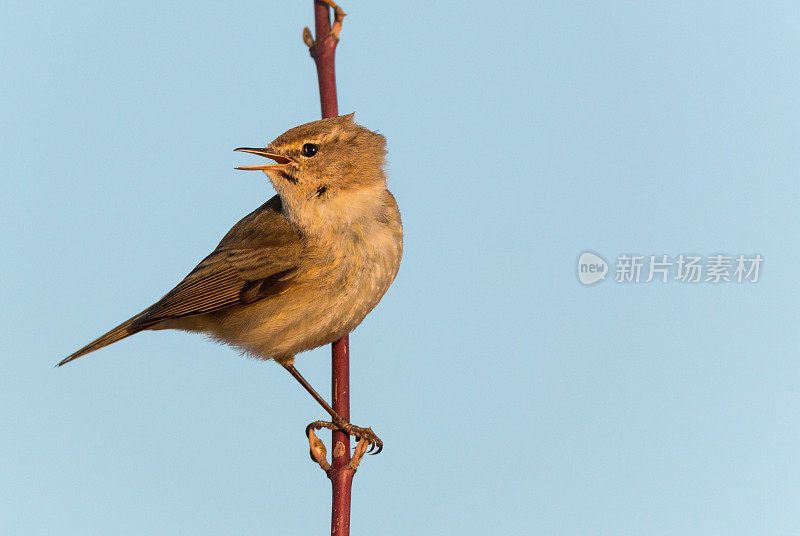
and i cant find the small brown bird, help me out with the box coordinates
[59,114,403,451]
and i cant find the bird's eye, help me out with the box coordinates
[301,143,319,157]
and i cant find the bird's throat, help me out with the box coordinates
[276,169,298,184]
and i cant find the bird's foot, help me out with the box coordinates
[305,418,383,455]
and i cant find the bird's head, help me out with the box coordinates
[235,114,388,230]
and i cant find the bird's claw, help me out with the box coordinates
[305,418,383,455]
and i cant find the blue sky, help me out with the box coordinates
[2,1,800,534]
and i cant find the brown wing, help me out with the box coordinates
[133,195,303,327]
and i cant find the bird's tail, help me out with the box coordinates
[58,312,149,367]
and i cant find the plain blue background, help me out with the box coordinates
[2,1,799,534]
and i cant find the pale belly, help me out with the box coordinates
[170,218,403,361]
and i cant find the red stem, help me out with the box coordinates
[330,337,353,536]
[309,3,353,536]
[313,1,339,118]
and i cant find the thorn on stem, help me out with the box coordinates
[302,26,315,48]
[328,1,346,42]
[307,428,331,472]
[348,437,370,470]
[303,0,347,51]
[333,440,346,459]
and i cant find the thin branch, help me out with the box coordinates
[303,0,345,118]
[302,3,361,536]
[328,336,352,536]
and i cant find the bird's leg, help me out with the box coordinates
[280,362,383,454]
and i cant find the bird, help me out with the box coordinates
[58,113,403,452]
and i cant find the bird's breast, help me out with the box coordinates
[308,211,403,327]
[216,206,403,360]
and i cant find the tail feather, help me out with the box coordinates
[58,312,149,367]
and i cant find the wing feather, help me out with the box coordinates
[133,195,302,327]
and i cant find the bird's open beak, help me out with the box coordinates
[234,147,294,171]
